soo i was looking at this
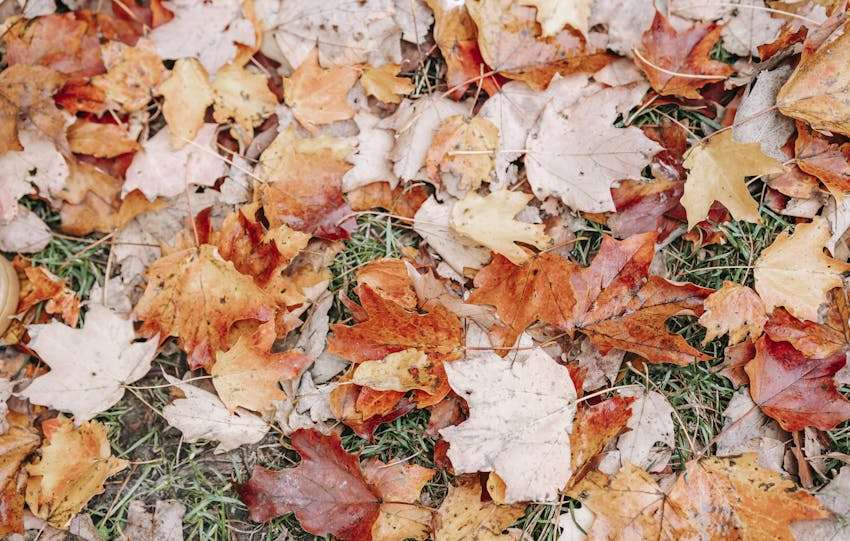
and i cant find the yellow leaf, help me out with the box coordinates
[519,0,590,37]
[283,49,358,133]
[681,130,784,229]
[159,58,214,149]
[754,216,850,322]
[212,62,277,145]
[352,349,438,393]
[426,115,499,196]
[92,39,166,113]
[450,190,550,265]
[433,477,525,541]
[67,121,139,158]
[360,64,414,104]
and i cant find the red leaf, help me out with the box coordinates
[239,430,380,540]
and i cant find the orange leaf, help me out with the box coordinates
[3,14,105,77]
[16,263,80,327]
[570,395,634,485]
[283,49,358,133]
[795,121,850,194]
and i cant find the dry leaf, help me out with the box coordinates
[698,281,767,345]
[360,64,414,104]
[92,38,166,112]
[19,305,157,422]
[681,130,785,229]
[570,395,634,482]
[356,258,417,310]
[425,115,499,197]
[0,64,66,155]
[16,263,80,327]
[3,13,105,77]
[754,216,850,322]
[520,0,590,37]
[432,477,525,541]
[212,62,277,145]
[792,465,850,541]
[283,49,358,133]
[67,121,139,158]
[119,500,185,541]
[0,206,52,253]
[732,65,794,162]
[352,349,439,394]
[412,196,491,276]
[441,348,576,502]
[361,457,434,503]
[343,113,397,192]
[158,58,214,148]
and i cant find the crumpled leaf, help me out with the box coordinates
[426,115,499,197]
[715,389,785,471]
[162,374,269,453]
[212,320,311,413]
[720,0,783,57]
[240,429,380,540]
[0,64,66,155]
[360,64,414,104]
[119,500,185,541]
[343,113,397,192]
[440,348,577,502]
[92,38,166,112]
[212,62,277,145]
[794,121,850,194]
[26,416,127,528]
[450,190,550,265]
[698,281,767,345]
[754,216,850,323]
[158,58,214,148]
[570,395,634,483]
[134,244,276,370]
[149,0,255,74]
[0,413,41,536]
[526,83,661,213]
[606,179,684,240]
[412,196,491,276]
[732,65,794,162]
[0,206,51,253]
[745,336,850,431]
[16,263,80,327]
[123,123,226,201]
[432,477,525,541]
[19,305,158,422]
[763,288,849,359]
[635,12,732,98]
[681,130,785,229]
[283,49,358,133]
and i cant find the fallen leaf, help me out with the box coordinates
[450,190,550,265]
[371,502,432,541]
[635,12,732,98]
[526,83,662,213]
[520,0,590,37]
[763,290,849,359]
[602,389,675,474]
[0,206,52,253]
[432,476,525,541]
[212,62,277,145]
[792,465,850,541]
[119,500,185,541]
[794,121,850,194]
[698,281,767,345]
[590,0,655,56]
[754,216,850,322]
[746,336,850,431]
[732,65,794,162]
[343,113,397,192]
[134,244,276,370]
[570,395,634,483]
[668,454,828,540]
[574,339,625,392]
[607,179,684,240]
[212,320,310,413]
[681,130,785,228]
[361,457,434,503]
[123,123,226,201]
[360,64,414,104]
[26,416,127,528]
[158,58,214,148]
[19,305,157,422]
[0,413,41,537]
[777,23,850,136]
[239,429,380,540]
[715,389,785,471]
[0,64,66,155]
[16,264,80,327]
[162,374,269,452]
[720,0,784,57]
[3,13,104,77]
[441,347,576,502]
[352,349,439,393]
[67,121,139,158]
[283,49,358,133]
[356,258,417,310]
[412,196,491,276]
[92,38,166,112]
[425,115,499,197]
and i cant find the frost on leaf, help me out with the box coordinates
[440,348,576,503]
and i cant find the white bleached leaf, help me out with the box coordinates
[440,348,577,503]
[716,389,786,472]
[792,466,850,541]
[162,374,269,453]
[88,277,134,317]
[393,0,433,43]
[558,506,595,541]
[19,305,158,422]
[123,124,226,201]
[590,0,656,55]
[601,389,675,474]
[575,339,624,392]
[343,113,397,191]
[275,373,337,435]
[721,0,783,57]
[0,205,51,253]
[733,66,794,162]
[120,500,185,541]
[413,196,491,276]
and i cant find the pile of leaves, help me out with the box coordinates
[2,0,850,538]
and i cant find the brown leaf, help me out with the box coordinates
[763,295,849,359]
[746,336,850,431]
[795,121,850,194]
[67,120,139,158]
[432,476,525,540]
[569,396,634,485]
[426,115,499,195]
[212,62,277,146]
[361,458,434,503]
[636,12,732,99]
[698,281,767,345]
[284,49,358,133]
[718,338,755,387]
[0,413,40,536]
[134,244,277,370]
[346,182,430,219]
[15,262,80,327]
[158,58,214,148]
[607,179,684,240]
[92,38,166,112]
[239,429,380,540]
[0,64,66,153]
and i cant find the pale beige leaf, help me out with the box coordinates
[120,500,185,541]
[698,282,767,345]
[212,63,277,145]
[413,196,491,276]
[372,503,432,541]
[433,478,524,541]
[426,115,499,197]
[352,349,438,393]
[519,0,590,36]
[159,58,214,149]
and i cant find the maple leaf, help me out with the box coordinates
[19,305,158,422]
[794,121,850,194]
[668,454,829,540]
[432,477,525,540]
[343,113,397,192]
[763,289,850,359]
[258,127,355,240]
[92,38,166,112]
[590,0,655,56]
[283,49,358,133]
[413,196,491,276]
[745,336,850,431]
[525,83,662,213]
[352,349,440,394]
[67,121,139,158]
[604,389,675,473]
[754,216,850,323]
[425,115,499,197]
[211,320,310,413]
[3,13,105,77]
[134,244,277,370]
[635,12,732,98]
[355,258,417,310]
[16,263,80,327]
[607,179,684,240]
[570,395,634,484]
[698,281,767,345]
[777,23,850,136]
[212,62,277,145]
[0,64,66,155]
[157,58,214,148]
[450,190,550,265]
[521,0,590,37]
[793,465,850,540]
[240,429,380,540]
[0,413,41,536]
[121,500,185,541]
[441,348,576,502]
[162,374,269,452]
[26,416,127,527]
[360,64,414,104]
[123,124,226,201]
[361,457,434,504]
[681,130,785,229]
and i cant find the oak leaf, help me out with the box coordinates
[92,38,166,112]
[432,477,525,541]
[635,12,732,98]
[19,305,158,422]
[360,64,414,104]
[162,374,269,452]
[450,190,550,265]
[425,115,499,197]
[212,320,311,413]
[212,62,277,145]
[134,244,276,370]
[25,417,127,527]
[158,58,214,148]
[240,429,380,540]
[681,130,785,229]
[698,281,767,345]
[283,49,358,133]
[745,336,850,431]
[754,216,850,322]
[441,348,576,502]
